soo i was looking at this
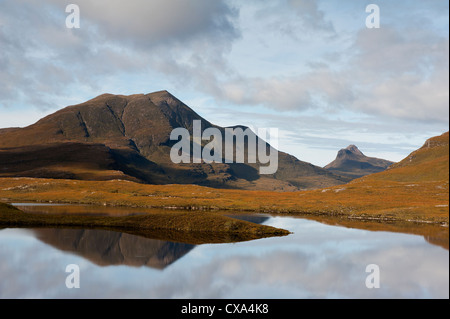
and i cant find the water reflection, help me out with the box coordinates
[2,203,448,299]
[32,228,195,269]
[11,203,447,250]
[295,215,449,250]
[26,215,271,269]
[8,204,275,245]
[0,215,448,299]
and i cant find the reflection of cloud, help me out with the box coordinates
[0,230,73,298]
[150,243,448,299]
[0,220,448,299]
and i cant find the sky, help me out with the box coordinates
[0,0,448,167]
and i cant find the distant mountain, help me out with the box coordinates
[324,144,394,179]
[0,90,348,190]
[361,131,449,183]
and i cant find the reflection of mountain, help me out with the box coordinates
[32,228,195,269]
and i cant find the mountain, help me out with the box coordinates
[0,90,348,190]
[360,131,449,183]
[324,144,394,179]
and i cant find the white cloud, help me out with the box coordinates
[209,23,449,123]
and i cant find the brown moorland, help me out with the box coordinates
[0,132,448,246]
[0,131,447,218]
[0,176,447,222]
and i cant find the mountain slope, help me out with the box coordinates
[360,131,449,183]
[324,144,394,179]
[0,91,348,190]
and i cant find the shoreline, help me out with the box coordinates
[4,198,448,226]
[2,199,448,250]
[0,202,290,244]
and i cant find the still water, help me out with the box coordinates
[0,204,448,299]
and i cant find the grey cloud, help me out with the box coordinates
[46,0,239,49]
[0,0,239,110]
[252,0,336,41]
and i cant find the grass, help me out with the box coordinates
[0,177,447,223]
[0,202,289,244]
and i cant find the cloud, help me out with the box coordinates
[208,23,449,123]
[0,0,239,110]
[0,0,448,131]
[252,0,336,41]
[215,69,354,112]
[347,27,449,122]
[47,0,239,49]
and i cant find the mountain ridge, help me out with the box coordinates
[0,90,349,191]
